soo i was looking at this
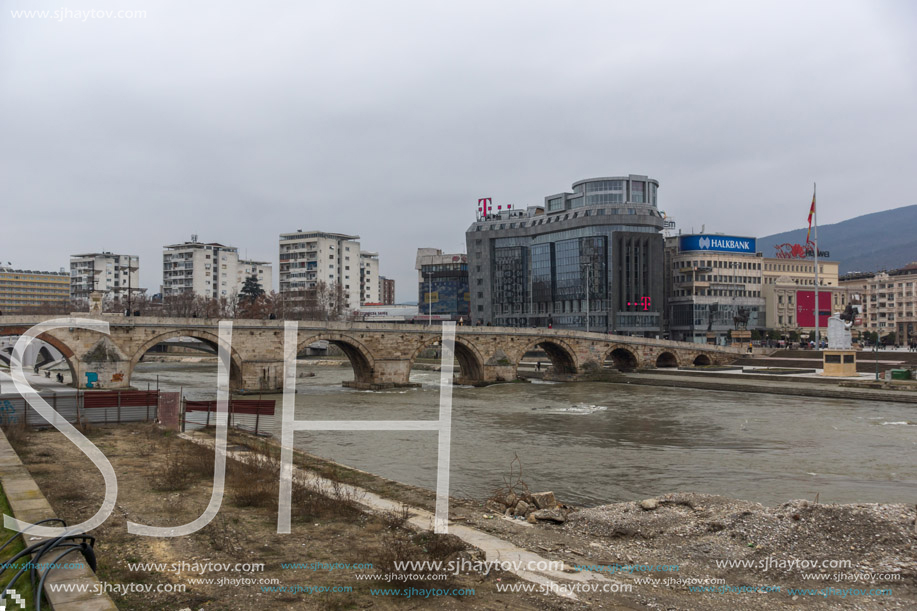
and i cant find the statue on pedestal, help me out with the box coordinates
[733,307,749,330]
[827,306,854,350]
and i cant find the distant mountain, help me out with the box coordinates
[757,204,917,274]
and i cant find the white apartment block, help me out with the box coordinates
[70,252,140,301]
[359,251,380,304]
[238,258,272,294]
[279,231,371,310]
[162,238,271,299]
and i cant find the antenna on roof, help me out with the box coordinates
[191,234,198,243]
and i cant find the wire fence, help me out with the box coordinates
[0,390,159,428]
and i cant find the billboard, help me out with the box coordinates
[796,291,832,328]
[679,234,756,254]
[420,278,470,316]
[356,305,418,321]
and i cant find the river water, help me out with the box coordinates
[132,362,917,507]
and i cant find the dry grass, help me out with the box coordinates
[1,418,30,455]
[372,530,468,587]
[17,423,537,611]
[380,501,413,530]
[150,446,195,491]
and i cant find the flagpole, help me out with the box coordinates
[813,182,819,349]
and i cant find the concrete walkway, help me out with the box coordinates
[0,430,116,610]
[181,431,620,601]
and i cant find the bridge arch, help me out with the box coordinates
[518,338,578,376]
[655,351,678,368]
[0,327,79,388]
[693,354,712,366]
[130,329,245,389]
[297,333,375,386]
[604,345,639,372]
[408,335,486,385]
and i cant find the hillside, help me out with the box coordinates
[757,204,917,274]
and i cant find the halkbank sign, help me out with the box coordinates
[679,234,756,254]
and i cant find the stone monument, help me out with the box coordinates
[89,291,104,316]
[822,306,857,376]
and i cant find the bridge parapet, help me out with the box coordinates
[0,315,742,391]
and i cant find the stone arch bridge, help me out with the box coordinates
[0,315,741,391]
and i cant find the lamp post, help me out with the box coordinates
[874,332,879,381]
[425,272,432,327]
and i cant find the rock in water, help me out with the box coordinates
[514,501,530,517]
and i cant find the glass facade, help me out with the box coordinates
[467,174,664,334]
[493,247,527,314]
[585,180,624,192]
[419,261,470,318]
[420,276,470,317]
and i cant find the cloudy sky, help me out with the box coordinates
[2,0,915,300]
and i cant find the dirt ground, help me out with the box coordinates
[13,423,917,610]
[15,423,554,610]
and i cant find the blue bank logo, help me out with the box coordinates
[680,235,755,254]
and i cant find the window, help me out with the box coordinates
[584,180,623,193]
[631,181,645,203]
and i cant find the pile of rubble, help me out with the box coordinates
[487,490,570,524]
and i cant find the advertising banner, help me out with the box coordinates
[796,290,832,328]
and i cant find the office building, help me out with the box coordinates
[70,252,140,302]
[0,265,70,312]
[466,174,665,334]
[666,234,765,343]
[162,237,272,299]
[416,248,470,321]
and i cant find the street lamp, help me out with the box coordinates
[874,331,880,381]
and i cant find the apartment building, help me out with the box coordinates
[841,263,917,343]
[278,231,362,310]
[70,252,140,302]
[359,251,380,304]
[162,238,271,299]
[379,276,396,305]
[0,264,70,312]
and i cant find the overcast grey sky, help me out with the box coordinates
[2,0,915,301]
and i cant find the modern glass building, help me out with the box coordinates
[465,175,665,334]
[416,248,470,321]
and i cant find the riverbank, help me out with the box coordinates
[13,423,917,609]
[618,370,917,404]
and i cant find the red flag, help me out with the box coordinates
[806,192,816,245]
